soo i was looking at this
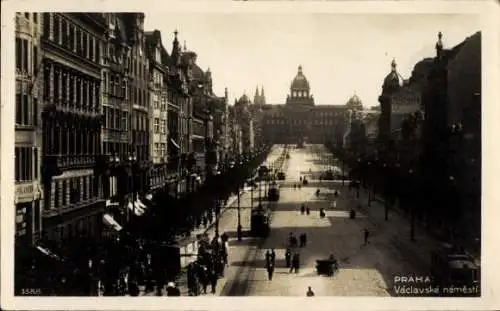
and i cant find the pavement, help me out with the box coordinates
[219,144,443,297]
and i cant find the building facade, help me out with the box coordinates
[15,12,43,247]
[145,30,168,191]
[40,13,107,246]
[261,65,347,145]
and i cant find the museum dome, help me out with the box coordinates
[291,65,310,91]
[346,94,363,110]
[383,59,403,92]
[238,93,251,104]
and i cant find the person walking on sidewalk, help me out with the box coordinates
[266,261,275,280]
[285,248,292,268]
[265,250,272,267]
[209,269,218,294]
[306,286,315,297]
[271,249,276,265]
[290,252,300,274]
[363,228,370,246]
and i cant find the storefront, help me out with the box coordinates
[15,181,43,246]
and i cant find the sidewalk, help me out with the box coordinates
[340,185,442,271]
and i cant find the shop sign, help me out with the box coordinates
[15,182,38,203]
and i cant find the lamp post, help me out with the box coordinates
[128,152,138,223]
[383,163,389,220]
[237,184,242,241]
[356,158,361,198]
[409,168,415,241]
[367,161,372,207]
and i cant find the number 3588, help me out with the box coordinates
[20,288,42,295]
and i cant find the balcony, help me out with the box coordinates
[45,154,97,171]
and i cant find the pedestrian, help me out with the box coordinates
[265,250,272,266]
[221,232,228,244]
[319,208,325,218]
[284,247,292,267]
[202,267,210,294]
[306,286,315,297]
[271,249,276,265]
[291,253,300,273]
[266,262,275,281]
[300,204,305,214]
[306,206,310,215]
[210,270,218,294]
[363,228,370,245]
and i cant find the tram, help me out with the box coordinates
[251,206,271,238]
[267,181,280,201]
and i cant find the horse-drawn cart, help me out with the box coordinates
[315,259,339,276]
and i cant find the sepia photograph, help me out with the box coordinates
[1,1,499,310]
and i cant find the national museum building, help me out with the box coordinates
[259,65,348,145]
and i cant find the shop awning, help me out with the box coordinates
[105,200,120,208]
[36,245,61,260]
[128,202,145,216]
[170,138,180,150]
[103,213,123,231]
[137,199,148,210]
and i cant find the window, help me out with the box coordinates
[155,143,159,157]
[15,94,22,124]
[22,39,28,72]
[15,92,32,126]
[124,80,128,100]
[15,38,21,71]
[61,18,67,48]
[24,13,29,19]
[90,37,94,61]
[76,29,82,55]
[121,111,128,131]
[33,13,38,23]
[71,26,76,52]
[153,118,159,133]
[160,119,165,134]
[83,33,89,58]
[33,45,38,72]
[114,108,119,130]
[15,147,33,182]
[53,14,60,44]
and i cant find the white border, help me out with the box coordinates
[2,1,499,310]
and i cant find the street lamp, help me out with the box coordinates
[237,184,242,241]
[367,161,372,207]
[383,163,389,220]
[409,168,415,241]
[127,152,137,222]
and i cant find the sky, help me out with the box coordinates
[144,13,480,108]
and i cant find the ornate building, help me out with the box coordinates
[234,94,255,154]
[40,13,107,246]
[261,65,347,145]
[253,85,266,106]
[145,29,168,191]
[15,12,43,247]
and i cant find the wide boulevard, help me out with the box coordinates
[220,144,438,296]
